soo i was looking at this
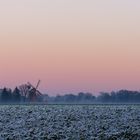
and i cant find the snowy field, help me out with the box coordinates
[0,105,140,140]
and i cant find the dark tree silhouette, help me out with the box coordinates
[12,87,21,102]
[1,88,12,103]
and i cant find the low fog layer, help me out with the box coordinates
[1,87,140,104]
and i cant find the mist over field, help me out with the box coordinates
[1,86,140,104]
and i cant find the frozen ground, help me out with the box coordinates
[0,105,140,140]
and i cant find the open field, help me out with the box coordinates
[0,105,140,140]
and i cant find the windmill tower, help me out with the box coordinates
[28,80,42,102]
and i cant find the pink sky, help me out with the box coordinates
[0,0,140,95]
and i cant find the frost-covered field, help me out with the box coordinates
[0,105,140,140]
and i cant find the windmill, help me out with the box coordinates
[27,80,42,102]
[19,80,43,102]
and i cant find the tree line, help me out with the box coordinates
[1,87,140,103]
[46,90,140,104]
[0,87,43,103]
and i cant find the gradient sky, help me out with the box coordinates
[0,0,140,95]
